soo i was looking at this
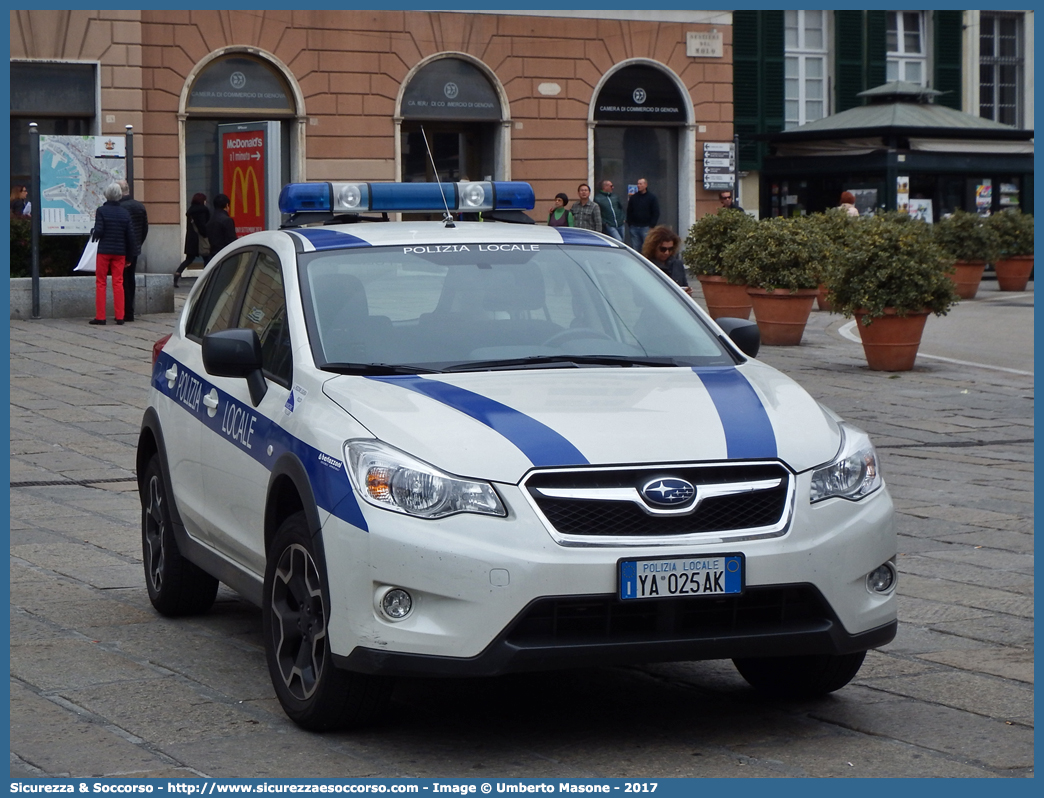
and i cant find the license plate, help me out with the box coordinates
[618,554,744,601]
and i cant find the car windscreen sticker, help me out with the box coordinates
[152,354,367,532]
[293,228,373,251]
[366,375,589,468]
[557,228,617,247]
[693,368,777,460]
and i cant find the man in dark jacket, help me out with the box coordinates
[206,193,237,256]
[118,179,148,321]
[594,180,625,241]
[90,182,139,326]
[626,178,659,250]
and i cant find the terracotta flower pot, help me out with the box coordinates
[948,259,986,299]
[994,254,1034,292]
[816,283,834,312]
[746,287,818,346]
[853,308,930,371]
[696,274,752,320]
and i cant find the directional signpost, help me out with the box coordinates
[703,141,735,192]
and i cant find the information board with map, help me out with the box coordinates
[39,135,126,235]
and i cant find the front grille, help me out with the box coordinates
[524,463,791,538]
[506,586,829,646]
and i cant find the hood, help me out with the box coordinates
[322,362,841,484]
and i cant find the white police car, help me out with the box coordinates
[137,180,896,731]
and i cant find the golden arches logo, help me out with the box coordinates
[230,166,261,217]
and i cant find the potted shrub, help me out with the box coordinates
[825,212,958,371]
[682,208,757,319]
[804,207,859,312]
[721,215,829,345]
[987,209,1034,291]
[934,209,1001,299]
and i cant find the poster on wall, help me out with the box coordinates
[896,175,910,214]
[975,180,993,215]
[218,121,282,234]
[908,199,933,224]
[38,135,126,234]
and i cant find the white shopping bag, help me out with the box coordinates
[73,238,99,273]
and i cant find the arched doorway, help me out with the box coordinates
[591,62,695,235]
[180,49,304,231]
[396,55,509,187]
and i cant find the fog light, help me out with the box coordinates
[380,588,413,620]
[866,562,897,594]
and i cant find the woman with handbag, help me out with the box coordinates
[173,193,210,287]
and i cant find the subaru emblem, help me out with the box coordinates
[641,478,696,507]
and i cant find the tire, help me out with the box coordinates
[733,651,867,698]
[262,512,392,731]
[141,454,219,616]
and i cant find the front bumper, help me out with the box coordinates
[321,476,897,675]
[336,588,897,677]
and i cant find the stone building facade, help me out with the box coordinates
[11,10,736,273]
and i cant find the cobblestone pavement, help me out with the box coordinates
[9,280,1033,778]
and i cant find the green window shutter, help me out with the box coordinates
[865,10,887,90]
[733,10,783,171]
[835,11,866,112]
[835,11,888,112]
[934,10,964,110]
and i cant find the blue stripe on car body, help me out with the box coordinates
[693,367,777,460]
[366,375,589,468]
[557,228,617,247]
[152,353,368,531]
[292,228,373,250]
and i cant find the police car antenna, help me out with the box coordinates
[420,125,455,228]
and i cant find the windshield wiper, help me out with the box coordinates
[443,355,682,372]
[321,362,442,376]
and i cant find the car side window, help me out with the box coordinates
[186,250,254,340]
[236,249,292,386]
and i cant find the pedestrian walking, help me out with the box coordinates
[117,179,148,321]
[174,193,210,287]
[626,178,659,249]
[10,185,30,218]
[570,183,602,232]
[205,193,237,257]
[594,179,625,241]
[547,193,574,227]
[718,190,745,214]
[641,225,690,294]
[89,182,138,326]
[838,191,860,217]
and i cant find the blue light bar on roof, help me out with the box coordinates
[278,181,535,215]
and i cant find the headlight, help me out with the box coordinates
[809,423,883,503]
[345,440,506,519]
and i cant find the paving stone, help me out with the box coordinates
[916,646,1033,685]
[10,681,177,779]
[12,638,165,692]
[808,697,1033,772]
[60,677,278,747]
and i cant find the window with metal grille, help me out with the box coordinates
[886,11,927,85]
[784,9,828,129]
[979,13,1023,128]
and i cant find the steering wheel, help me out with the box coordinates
[542,328,615,346]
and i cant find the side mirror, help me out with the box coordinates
[715,317,760,359]
[202,328,268,406]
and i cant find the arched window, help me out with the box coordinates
[398,57,507,186]
[187,55,294,115]
[593,63,692,235]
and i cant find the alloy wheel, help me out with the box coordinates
[269,543,328,701]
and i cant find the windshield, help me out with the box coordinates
[298,243,736,372]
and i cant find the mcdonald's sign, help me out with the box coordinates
[221,129,267,235]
